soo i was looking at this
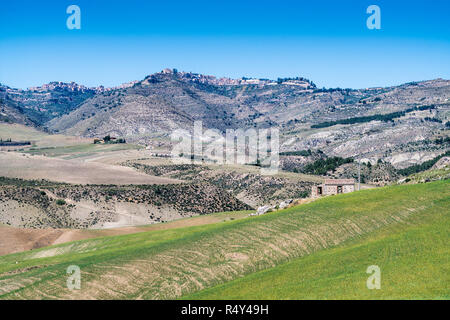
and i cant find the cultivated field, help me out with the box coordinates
[0,180,447,299]
[0,210,252,256]
[185,191,449,299]
[0,123,91,148]
[0,152,180,185]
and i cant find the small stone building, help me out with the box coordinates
[311,179,355,197]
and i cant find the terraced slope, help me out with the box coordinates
[0,180,448,299]
[184,186,449,299]
[0,210,253,256]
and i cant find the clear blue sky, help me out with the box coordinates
[1,0,449,89]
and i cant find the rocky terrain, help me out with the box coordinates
[0,177,250,229]
[0,72,448,300]
[1,69,449,169]
[122,162,316,207]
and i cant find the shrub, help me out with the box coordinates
[56,199,66,205]
[303,157,354,175]
[311,105,435,129]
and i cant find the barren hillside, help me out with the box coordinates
[2,71,448,169]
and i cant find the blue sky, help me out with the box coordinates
[0,0,449,89]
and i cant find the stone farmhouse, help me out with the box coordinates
[311,179,356,197]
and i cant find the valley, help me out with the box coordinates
[0,180,447,299]
[0,71,448,300]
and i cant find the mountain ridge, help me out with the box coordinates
[1,70,448,168]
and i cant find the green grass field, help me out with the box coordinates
[0,180,448,299]
[183,193,449,299]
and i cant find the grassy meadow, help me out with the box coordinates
[0,180,448,299]
[184,190,449,299]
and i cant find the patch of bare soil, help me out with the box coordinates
[0,152,181,185]
[0,225,64,256]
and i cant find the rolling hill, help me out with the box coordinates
[184,184,449,299]
[0,179,447,300]
[1,71,448,169]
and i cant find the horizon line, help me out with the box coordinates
[1,68,447,92]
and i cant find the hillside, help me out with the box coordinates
[0,176,250,229]
[1,72,449,169]
[0,82,95,125]
[122,160,320,207]
[0,179,447,300]
[0,86,36,126]
[0,210,253,256]
[184,184,449,299]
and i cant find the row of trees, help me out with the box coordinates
[302,157,354,175]
[279,149,313,157]
[397,151,450,176]
[311,105,436,129]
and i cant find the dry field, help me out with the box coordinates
[0,152,180,185]
[0,123,91,148]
